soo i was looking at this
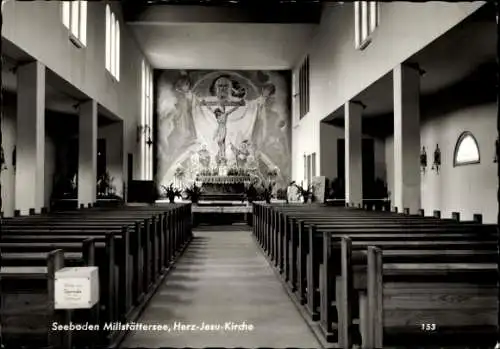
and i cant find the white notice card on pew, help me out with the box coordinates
[54,267,99,309]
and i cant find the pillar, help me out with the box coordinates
[345,101,363,206]
[78,100,97,207]
[393,63,421,213]
[15,61,45,215]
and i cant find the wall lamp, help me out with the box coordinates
[494,137,499,163]
[420,146,427,174]
[431,144,441,174]
[137,124,153,147]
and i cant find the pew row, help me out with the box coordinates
[0,203,192,348]
[252,203,497,348]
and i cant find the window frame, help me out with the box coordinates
[453,131,481,167]
[141,60,154,180]
[62,0,87,48]
[298,55,310,120]
[354,1,379,50]
[105,4,120,82]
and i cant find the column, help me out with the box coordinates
[15,61,45,214]
[78,100,98,207]
[121,120,127,202]
[393,63,421,213]
[345,101,363,206]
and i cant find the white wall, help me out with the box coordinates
[2,1,147,181]
[292,2,485,180]
[385,102,497,223]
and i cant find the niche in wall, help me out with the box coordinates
[453,131,480,166]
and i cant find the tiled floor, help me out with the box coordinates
[121,227,321,348]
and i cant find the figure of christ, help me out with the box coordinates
[200,100,245,165]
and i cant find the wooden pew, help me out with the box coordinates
[1,204,192,348]
[364,245,497,348]
[327,235,497,348]
[0,250,71,348]
[2,204,192,320]
[252,203,496,348]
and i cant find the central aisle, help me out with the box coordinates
[121,227,321,348]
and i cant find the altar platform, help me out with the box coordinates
[154,199,286,225]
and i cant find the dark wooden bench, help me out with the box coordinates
[0,204,192,348]
[364,245,497,348]
[323,235,497,348]
[252,203,496,348]
[0,249,94,349]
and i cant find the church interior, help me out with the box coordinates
[0,1,498,348]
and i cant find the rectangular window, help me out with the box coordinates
[298,55,310,119]
[141,61,154,180]
[354,1,379,50]
[62,1,87,47]
[106,4,120,81]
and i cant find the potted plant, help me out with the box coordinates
[184,183,203,204]
[244,181,259,203]
[161,183,183,203]
[97,171,115,198]
[294,182,314,204]
[276,188,287,201]
[261,179,276,204]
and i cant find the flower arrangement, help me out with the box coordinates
[198,169,211,176]
[294,182,314,203]
[184,183,203,204]
[261,179,276,204]
[227,166,239,176]
[244,181,259,203]
[97,171,115,197]
[276,188,287,200]
[161,183,183,203]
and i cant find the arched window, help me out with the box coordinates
[453,131,480,166]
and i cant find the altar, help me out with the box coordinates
[196,174,250,201]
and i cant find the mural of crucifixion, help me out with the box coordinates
[200,98,246,166]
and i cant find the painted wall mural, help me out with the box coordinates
[156,70,291,189]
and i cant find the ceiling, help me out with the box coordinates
[130,22,316,70]
[323,2,496,133]
[121,0,323,23]
[124,1,322,69]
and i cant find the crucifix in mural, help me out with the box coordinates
[199,76,247,166]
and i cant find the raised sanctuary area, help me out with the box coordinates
[0,1,498,348]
